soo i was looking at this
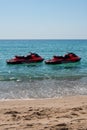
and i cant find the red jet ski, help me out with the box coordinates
[45,53,81,64]
[6,53,44,64]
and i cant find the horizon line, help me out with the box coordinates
[0,38,87,40]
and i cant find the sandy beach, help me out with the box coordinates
[0,96,87,130]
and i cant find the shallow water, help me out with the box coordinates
[0,40,87,99]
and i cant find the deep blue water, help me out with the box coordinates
[0,39,87,99]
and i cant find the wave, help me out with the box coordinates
[0,73,87,82]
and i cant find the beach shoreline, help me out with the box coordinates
[0,95,87,130]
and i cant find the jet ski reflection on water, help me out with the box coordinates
[45,53,81,64]
[6,52,44,64]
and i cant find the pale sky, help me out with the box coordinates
[0,0,87,39]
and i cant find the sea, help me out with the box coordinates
[0,39,87,99]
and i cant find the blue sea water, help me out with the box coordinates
[0,39,87,99]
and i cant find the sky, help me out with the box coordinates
[0,0,87,39]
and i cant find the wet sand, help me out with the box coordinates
[0,96,87,130]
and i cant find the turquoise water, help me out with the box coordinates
[0,40,87,99]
